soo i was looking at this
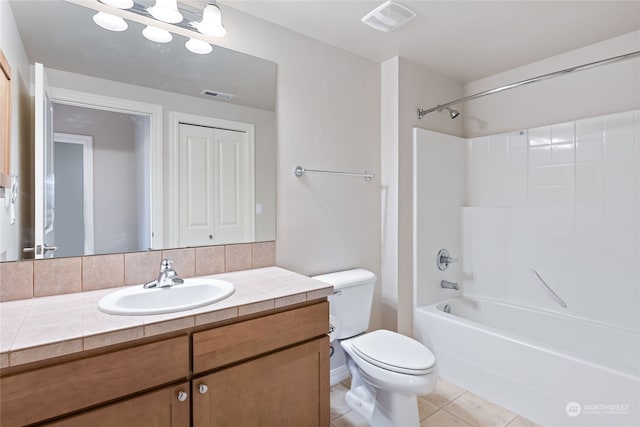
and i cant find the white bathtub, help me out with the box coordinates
[414,297,640,427]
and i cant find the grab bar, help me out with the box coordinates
[531,269,567,308]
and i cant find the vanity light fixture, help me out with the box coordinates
[142,25,173,43]
[185,37,213,55]
[191,3,226,37]
[92,11,128,31]
[147,0,183,24]
[99,0,134,9]
[90,0,222,54]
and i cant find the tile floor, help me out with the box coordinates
[330,378,542,427]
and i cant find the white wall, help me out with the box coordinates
[382,57,464,334]
[215,6,383,327]
[0,0,30,261]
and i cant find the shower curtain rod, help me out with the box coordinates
[417,49,640,119]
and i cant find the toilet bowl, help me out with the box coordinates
[340,330,437,427]
[314,269,438,427]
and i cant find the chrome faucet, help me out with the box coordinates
[441,280,459,291]
[144,259,184,288]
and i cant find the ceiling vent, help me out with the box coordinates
[200,89,235,101]
[361,1,416,32]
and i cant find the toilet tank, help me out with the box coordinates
[313,269,376,339]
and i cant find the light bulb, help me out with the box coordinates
[185,38,213,55]
[191,4,226,37]
[99,0,134,9]
[147,0,183,24]
[92,12,128,32]
[142,25,173,43]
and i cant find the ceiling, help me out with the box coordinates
[222,0,640,83]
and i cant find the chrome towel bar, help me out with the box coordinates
[294,166,375,182]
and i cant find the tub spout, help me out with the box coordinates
[441,280,459,290]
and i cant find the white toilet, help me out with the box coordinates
[314,269,437,427]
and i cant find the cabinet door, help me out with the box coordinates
[41,382,190,427]
[193,337,329,427]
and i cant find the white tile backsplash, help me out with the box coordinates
[461,110,639,332]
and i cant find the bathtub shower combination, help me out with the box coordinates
[413,110,640,427]
[415,298,639,427]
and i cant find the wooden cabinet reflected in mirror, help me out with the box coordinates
[0,49,10,189]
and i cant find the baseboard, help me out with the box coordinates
[330,365,350,386]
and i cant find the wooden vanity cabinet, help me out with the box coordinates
[192,302,330,427]
[0,335,189,426]
[193,337,329,427]
[0,300,329,427]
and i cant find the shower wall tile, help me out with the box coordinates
[576,116,604,141]
[461,208,507,299]
[527,126,550,146]
[550,143,574,165]
[550,121,574,144]
[528,146,551,167]
[467,131,526,206]
[462,110,639,331]
[576,139,603,163]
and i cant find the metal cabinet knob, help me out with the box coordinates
[198,384,209,394]
[177,391,188,402]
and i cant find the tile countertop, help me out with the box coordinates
[0,267,333,369]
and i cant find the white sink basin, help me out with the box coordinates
[98,278,235,315]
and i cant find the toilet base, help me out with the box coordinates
[344,357,424,427]
[370,389,420,427]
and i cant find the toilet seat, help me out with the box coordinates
[350,330,435,375]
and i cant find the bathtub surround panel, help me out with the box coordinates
[413,128,466,308]
[0,241,276,302]
[464,110,639,332]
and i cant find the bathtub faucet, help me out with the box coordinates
[441,280,459,291]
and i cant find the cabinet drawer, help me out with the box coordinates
[0,335,189,426]
[193,301,328,373]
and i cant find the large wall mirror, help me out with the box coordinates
[1,0,276,261]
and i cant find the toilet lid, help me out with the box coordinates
[351,330,435,375]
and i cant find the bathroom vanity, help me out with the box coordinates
[0,267,331,426]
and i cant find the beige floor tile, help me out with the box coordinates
[331,410,368,427]
[421,410,473,427]
[506,415,542,427]
[423,378,466,408]
[330,383,351,420]
[444,392,517,427]
[419,396,440,420]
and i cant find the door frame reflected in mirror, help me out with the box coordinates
[48,85,164,251]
